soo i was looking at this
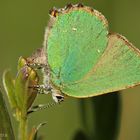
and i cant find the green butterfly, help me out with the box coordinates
[28,4,140,102]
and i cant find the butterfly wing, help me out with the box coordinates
[62,33,140,97]
[45,6,108,87]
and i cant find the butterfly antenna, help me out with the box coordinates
[27,101,62,115]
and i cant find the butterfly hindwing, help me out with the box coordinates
[62,33,140,97]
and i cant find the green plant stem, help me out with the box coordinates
[19,116,27,140]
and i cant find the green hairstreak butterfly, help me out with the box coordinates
[28,4,140,102]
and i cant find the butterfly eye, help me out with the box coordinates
[52,92,64,103]
[56,95,64,103]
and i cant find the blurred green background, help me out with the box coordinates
[0,0,140,140]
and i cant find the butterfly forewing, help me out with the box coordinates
[46,6,108,87]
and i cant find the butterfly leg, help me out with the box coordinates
[27,86,64,114]
[51,88,64,103]
[27,62,47,70]
[29,84,51,95]
[28,84,64,103]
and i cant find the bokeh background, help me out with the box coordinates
[0,0,140,140]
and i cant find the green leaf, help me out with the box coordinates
[73,130,88,140]
[17,57,39,110]
[28,123,46,140]
[0,88,15,140]
[93,93,121,140]
[78,92,121,140]
[15,65,39,115]
[3,70,17,109]
[17,56,27,71]
[15,66,30,112]
[27,68,39,110]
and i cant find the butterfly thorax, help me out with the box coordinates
[26,48,64,103]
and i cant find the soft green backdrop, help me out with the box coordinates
[0,0,140,140]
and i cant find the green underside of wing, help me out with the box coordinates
[62,34,140,97]
[47,9,108,86]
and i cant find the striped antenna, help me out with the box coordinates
[27,101,62,115]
